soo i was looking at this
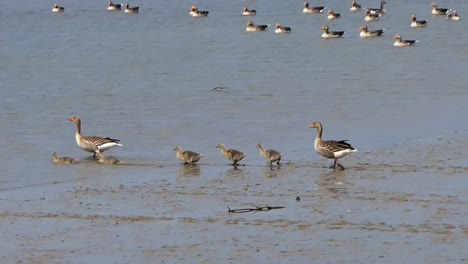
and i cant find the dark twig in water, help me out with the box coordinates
[212,86,230,92]
[227,205,285,213]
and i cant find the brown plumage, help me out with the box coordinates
[69,116,122,157]
[97,151,124,165]
[257,144,283,166]
[174,146,203,165]
[51,152,78,164]
[216,144,246,165]
[309,121,357,170]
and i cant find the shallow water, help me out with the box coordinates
[0,0,467,263]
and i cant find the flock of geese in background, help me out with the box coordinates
[52,117,357,170]
[51,1,461,46]
[48,1,462,168]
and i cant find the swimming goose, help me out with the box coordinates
[246,20,269,31]
[68,117,123,157]
[275,23,291,33]
[393,34,418,47]
[411,15,427,27]
[107,1,122,11]
[52,152,78,164]
[309,121,357,170]
[320,25,344,38]
[189,5,209,17]
[242,6,256,16]
[350,1,361,11]
[447,10,460,20]
[359,25,385,37]
[303,1,326,14]
[366,1,386,14]
[97,151,124,165]
[174,146,203,165]
[327,9,341,20]
[365,9,381,21]
[216,144,246,165]
[257,144,283,166]
[125,3,139,13]
[52,3,65,12]
[431,3,450,15]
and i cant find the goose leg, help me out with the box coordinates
[335,159,345,170]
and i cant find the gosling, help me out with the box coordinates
[216,143,246,166]
[51,152,78,164]
[97,151,124,165]
[257,144,283,166]
[174,146,203,165]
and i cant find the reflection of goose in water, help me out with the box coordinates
[262,165,282,178]
[315,170,352,197]
[178,164,201,177]
[223,166,246,177]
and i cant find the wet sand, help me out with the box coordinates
[1,133,467,264]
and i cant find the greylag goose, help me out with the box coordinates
[327,9,341,20]
[124,3,139,13]
[246,20,269,31]
[68,116,122,157]
[97,152,124,165]
[447,10,460,20]
[243,6,256,16]
[359,25,385,37]
[275,23,291,33]
[174,146,203,165]
[216,144,245,165]
[107,1,122,11]
[51,152,78,164]
[431,3,450,15]
[365,9,381,21]
[309,122,357,170]
[411,15,427,27]
[393,34,418,47]
[350,1,361,11]
[52,3,65,12]
[366,1,386,14]
[189,5,209,17]
[320,25,344,38]
[303,1,326,14]
[257,144,283,166]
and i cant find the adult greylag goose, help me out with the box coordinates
[189,5,209,17]
[327,9,341,20]
[431,3,450,15]
[303,1,326,14]
[97,151,124,165]
[320,25,344,38]
[124,3,139,13]
[257,144,283,166]
[359,25,385,37]
[68,116,123,157]
[309,122,357,170]
[52,3,65,12]
[447,10,460,20]
[365,9,381,21]
[242,6,256,16]
[393,34,418,47]
[275,23,291,33]
[51,152,78,164]
[174,146,203,165]
[107,1,122,11]
[366,1,386,14]
[350,1,361,11]
[411,15,427,27]
[216,144,245,165]
[246,20,269,31]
